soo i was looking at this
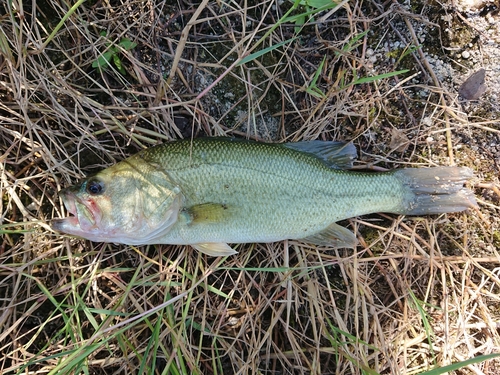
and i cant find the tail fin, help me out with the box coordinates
[394,167,477,215]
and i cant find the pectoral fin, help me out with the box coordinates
[191,242,238,256]
[301,223,358,248]
[185,203,232,224]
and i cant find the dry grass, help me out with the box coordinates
[1,0,500,374]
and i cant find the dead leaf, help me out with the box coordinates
[389,127,409,153]
[459,68,486,100]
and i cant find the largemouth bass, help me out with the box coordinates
[52,138,477,256]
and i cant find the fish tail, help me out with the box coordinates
[394,167,477,215]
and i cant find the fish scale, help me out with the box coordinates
[138,140,396,240]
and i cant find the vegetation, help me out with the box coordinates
[1,0,499,374]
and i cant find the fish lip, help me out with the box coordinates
[61,188,78,216]
[51,216,80,232]
[52,188,97,233]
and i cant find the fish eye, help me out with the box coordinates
[86,179,105,195]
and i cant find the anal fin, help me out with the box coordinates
[301,223,358,248]
[191,242,238,256]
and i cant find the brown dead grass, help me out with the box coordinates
[1,0,500,374]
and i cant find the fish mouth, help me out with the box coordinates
[52,188,98,235]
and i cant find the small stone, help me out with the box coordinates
[421,117,433,126]
[462,50,470,59]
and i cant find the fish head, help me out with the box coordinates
[52,159,182,244]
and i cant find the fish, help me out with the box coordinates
[52,138,477,256]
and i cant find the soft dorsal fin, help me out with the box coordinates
[282,141,357,169]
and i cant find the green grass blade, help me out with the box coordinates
[41,0,87,49]
[353,69,409,85]
[419,353,500,374]
[237,38,297,66]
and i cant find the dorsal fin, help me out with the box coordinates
[282,141,357,169]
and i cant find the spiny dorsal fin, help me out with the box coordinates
[282,141,357,169]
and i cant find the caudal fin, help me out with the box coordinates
[394,167,477,215]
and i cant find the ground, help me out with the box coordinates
[1,0,500,374]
